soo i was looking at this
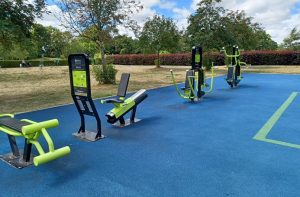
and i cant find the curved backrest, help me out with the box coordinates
[117,73,130,97]
[185,70,194,89]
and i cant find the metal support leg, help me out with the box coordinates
[23,139,32,162]
[119,117,125,125]
[78,114,85,133]
[7,135,20,157]
[130,106,137,123]
[95,115,103,139]
[1,133,33,168]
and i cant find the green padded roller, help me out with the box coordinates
[22,119,59,135]
[33,146,71,166]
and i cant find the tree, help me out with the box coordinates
[59,0,143,67]
[0,0,46,47]
[47,27,73,57]
[63,37,98,58]
[186,0,225,50]
[107,35,140,54]
[139,15,181,67]
[253,29,278,50]
[187,0,277,51]
[282,27,300,50]
[31,24,51,57]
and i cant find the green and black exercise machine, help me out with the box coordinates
[220,46,250,88]
[170,46,215,101]
[101,73,148,127]
[68,54,104,142]
[0,114,70,169]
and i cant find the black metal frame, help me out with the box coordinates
[106,89,148,127]
[226,46,241,88]
[0,120,34,168]
[191,46,205,99]
[116,105,139,126]
[1,135,34,168]
[7,135,33,163]
[68,54,104,142]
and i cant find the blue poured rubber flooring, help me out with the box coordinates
[1,74,300,196]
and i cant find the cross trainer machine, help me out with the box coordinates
[101,73,148,127]
[220,46,249,88]
[170,46,215,101]
[0,114,70,168]
[68,54,104,142]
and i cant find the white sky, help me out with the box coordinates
[36,0,300,44]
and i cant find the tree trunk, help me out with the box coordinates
[98,38,106,67]
[156,49,160,68]
[100,46,106,67]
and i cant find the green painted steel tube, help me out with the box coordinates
[187,76,197,97]
[221,48,240,69]
[0,114,14,118]
[41,128,55,152]
[170,70,193,99]
[220,49,240,58]
[110,98,135,118]
[0,126,23,136]
[29,140,45,155]
[203,63,215,93]
[22,119,59,135]
[33,146,71,166]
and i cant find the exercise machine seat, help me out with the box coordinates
[103,98,124,104]
[105,89,148,124]
[101,73,130,104]
[0,114,71,168]
[0,117,30,133]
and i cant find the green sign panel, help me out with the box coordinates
[195,54,201,63]
[72,71,87,88]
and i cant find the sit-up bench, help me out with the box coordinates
[0,114,70,169]
[101,73,148,126]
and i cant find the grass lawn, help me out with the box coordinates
[1,65,300,114]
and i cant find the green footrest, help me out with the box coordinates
[33,146,71,166]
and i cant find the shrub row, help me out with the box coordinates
[0,59,68,68]
[110,54,159,65]
[109,50,300,66]
[241,50,300,65]
[1,51,299,68]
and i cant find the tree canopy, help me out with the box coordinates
[59,0,143,66]
[282,27,300,50]
[0,0,46,47]
[139,15,181,54]
[187,0,277,51]
[139,15,181,66]
[0,0,284,61]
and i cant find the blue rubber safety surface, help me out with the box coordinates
[1,74,300,197]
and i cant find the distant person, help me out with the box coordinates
[20,60,31,67]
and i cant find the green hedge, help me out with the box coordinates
[109,50,300,66]
[0,59,68,68]
[2,50,300,68]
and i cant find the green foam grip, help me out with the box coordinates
[33,146,71,166]
[22,119,59,135]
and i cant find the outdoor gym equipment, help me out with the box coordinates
[220,46,249,88]
[0,114,70,169]
[68,54,104,142]
[170,46,215,101]
[101,73,148,127]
